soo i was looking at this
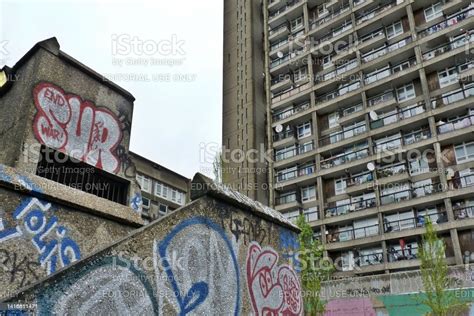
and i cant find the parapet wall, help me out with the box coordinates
[5,174,303,315]
[0,164,142,299]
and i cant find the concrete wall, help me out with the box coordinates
[322,266,474,315]
[6,180,302,315]
[0,164,142,299]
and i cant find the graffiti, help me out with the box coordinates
[116,145,136,178]
[0,249,40,287]
[130,192,143,213]
[246,241,302,316]
[38,256,158,315]
[0,165,42,194]
[0,197,81,275]
[219,209,268,245]
[33,82,123,174]
[154,216,240,315]
[279,228,300,267]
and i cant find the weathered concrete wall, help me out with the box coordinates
[0,164,142,299]
[6,176,303,315]
[321,266,474,315]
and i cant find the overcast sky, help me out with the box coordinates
[0,0,223,179]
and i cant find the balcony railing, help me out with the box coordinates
[270,38,290,51]
[310,2,350,31]
[370,102,426,129]
[437,114,474,134]
[316,80,361,104]
[269,22,289,37]
[325,197,377,217]
[275,164,316,182]
[368,89,395,107]
[317,21,353,44]
[373,128,431,153]
[327,223,379,243]
[319,123,367,146]
[454,206,474,220]
[384,212,445,233]
[356,0,401,25]
[272,82,311,104]
[359,27,385,44]
[451,174,474,190]
[273,101,310,122]
[422,36,474,61]
[380,182,443,206]
[431,85,474,109]
[387,245,419,262]
[364,58,417,85]
[321,146,370,169]
[274,141,314,161]
[418,6,474,38]
[275,193,298,205]
[362,36,412,63]
[273,129,294,142]
[356,251,384,267]
[269,0,303,20]
[377,162,408,178]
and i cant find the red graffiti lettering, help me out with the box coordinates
[246,241,302,316]
[33,82,122,173]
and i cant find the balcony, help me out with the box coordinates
[319,122,367,147]
[437,114,474,134]
[373,128,431,154]
[384,212,445,233]
[368,89,396,107]
[362,36,412,64]
[272,82,311,106]
[316,80,362,105]
[325,197,377,217]
[275,192,299,206]
[451,174,474,190]
[370,102,426,130]
[274,141,314,162]
[454,205,474,220]
[275,163,316,183]
[327,223,379,243]
[431,85,474,109]
[364,58,417,86]
[269,23,290,40]
[269,0,303,22]
[304,207,319,222]
[422,36,474,62]
[273,129,294,142]
[355,0,403,26]
[309,2,351,31]
[418,6,474,38]
[377,161,408,178]
[387,244,418,263]
[321,145,370,169]
[380,181,443,206]
[273,101,311,122]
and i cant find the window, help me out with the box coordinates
[438,67,458,88]
[275,145,296,161]
[283,209,300,223]
[342,103,363,116]
[328,112,339,128]
[424,2,443,22]
[409,158,430,175]
[136,174,152,193]
[353,217,378,239]
[294,67,307,82]
[455,142,474,163]
[277,166,297,182]
[301,185,316,202]
[297,121,312,139]
[396,83,415,102]
[155,181,186,205]
[159,204,168,215]
[386,21,403,39]
[322,55,332,69]
[142,197,150,209]
[335,178,347,195]
[291,16,303,32]
[304,207,318,222]
[413,179,433,198]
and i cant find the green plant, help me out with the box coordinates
[418,218,468,316]
[296,214,333,316]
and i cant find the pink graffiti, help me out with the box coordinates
[246,241,302,316]
[33,82,122,173]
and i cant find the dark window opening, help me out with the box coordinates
[36,146,128,205]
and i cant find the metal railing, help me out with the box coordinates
[325,197,377,217]
[368,89,395,107]
[437,114,474,134]
[373,128,431,153]
[273,101,310,122]
[370,102,426,129]
[362,36,412,63]
[272,82,311,104]
[356,0,402,25]
[384,212,445,233]
[269,23,289,37]
[274,141,314,161]
[380,182,443,206]
[273,129,294,142]
[418,6,474,38]
[327,223,379,243]
[387,245,419,262]
[275,193,298,205]
[430,85,474,109]
[450,174,474,190]
[454,206,474,220]
[275,164,315,182]
[316,81,362,104]
[364,57,417,85]
[422,37,473,61]
[321,146,370,169]
[319,123,367,146]
[310,2,351,30]
[269,0,303,20]
[377,162,408,178]
[356,251,384,267]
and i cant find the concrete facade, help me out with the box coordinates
[130,151,191,223]
[5,174,303,315]
[222,0,269,205]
